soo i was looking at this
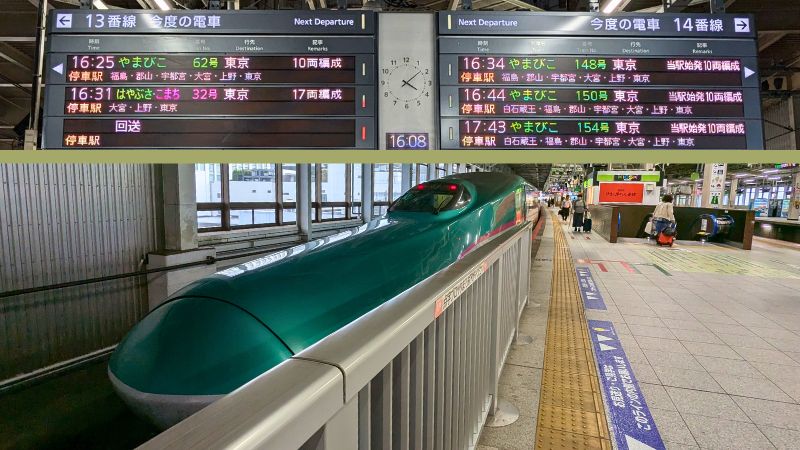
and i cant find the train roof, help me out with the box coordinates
[440,172,530,204]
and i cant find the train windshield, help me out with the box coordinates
[389,183,471,214]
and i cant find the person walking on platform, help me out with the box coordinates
[651,194,676,237]
[572,193,586,232]
[559,197,571,222]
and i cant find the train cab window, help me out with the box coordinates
[453,189,472,209]
[389,183,471,214]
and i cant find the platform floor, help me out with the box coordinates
[480,209,800,450]
[755,217,800,227]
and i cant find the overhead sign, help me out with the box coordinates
[441,13,756,38]
[439,11,763,150]
[588,320,666,450]
[597,171,661,183]
[599,182,645,203]
[706,163,727,207]
[42,10,377,149]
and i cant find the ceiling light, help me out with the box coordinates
[762,169,780,174]
[93,0,108,8]
[603,0,625,13]
[767,176,782,180]
[735,173,750,178]
[154,0,171,10]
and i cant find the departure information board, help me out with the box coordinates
[439,12,763,150]
[42,10,376,149]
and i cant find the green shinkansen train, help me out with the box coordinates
[109,172,539,428]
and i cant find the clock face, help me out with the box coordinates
[381,57,432,109]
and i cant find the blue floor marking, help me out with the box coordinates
[576,266,606,310]
[588,320,665,450]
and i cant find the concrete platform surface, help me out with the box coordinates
[484,208,800,450]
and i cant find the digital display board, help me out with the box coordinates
[42,10,376,149]
[439,12,763,150]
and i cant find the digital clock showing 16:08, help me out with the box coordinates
[386,133,429,149]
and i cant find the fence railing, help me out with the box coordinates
[140,221,534,450]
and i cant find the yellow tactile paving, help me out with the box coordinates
[536,427,608,450]
[535,213,612,450]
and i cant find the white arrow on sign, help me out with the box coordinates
[55,13,72,29]
[743,67,755,78]
[599,343,617,351]
[625,434,659,450]
[52,63,63,75]
[597,334,614,342]
[734,18,750,33]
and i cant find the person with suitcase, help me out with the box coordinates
[572,193,587,232]
[651,194,676,245]
[657,223,676,247]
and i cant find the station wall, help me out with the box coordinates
[0,164,160,380]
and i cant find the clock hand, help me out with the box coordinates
[407,70,422,82]
[401,79,418,90]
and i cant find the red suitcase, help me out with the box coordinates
[656,231,674,247]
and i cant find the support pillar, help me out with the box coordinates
[694,181,702,207]
[709,0,726,14]
[789,170,800,221]
[701,163,727,208]
[296,164,313,242]
[400,163,412,193]
[728,176,739,207]
[148,164,215,310]
[162,164,198,251]
[361,164,374,222]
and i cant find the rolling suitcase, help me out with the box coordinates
[656,231,674,247]
[583,218,592,232]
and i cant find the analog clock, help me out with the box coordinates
[377,13,437,149]
[381,57,432,109]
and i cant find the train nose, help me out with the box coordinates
[108,296,293,429]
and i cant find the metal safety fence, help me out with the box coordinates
[140,221,533,450]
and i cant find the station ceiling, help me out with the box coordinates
[512,163,798,190]
[0,0,798,146]
[510,164,553,189]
